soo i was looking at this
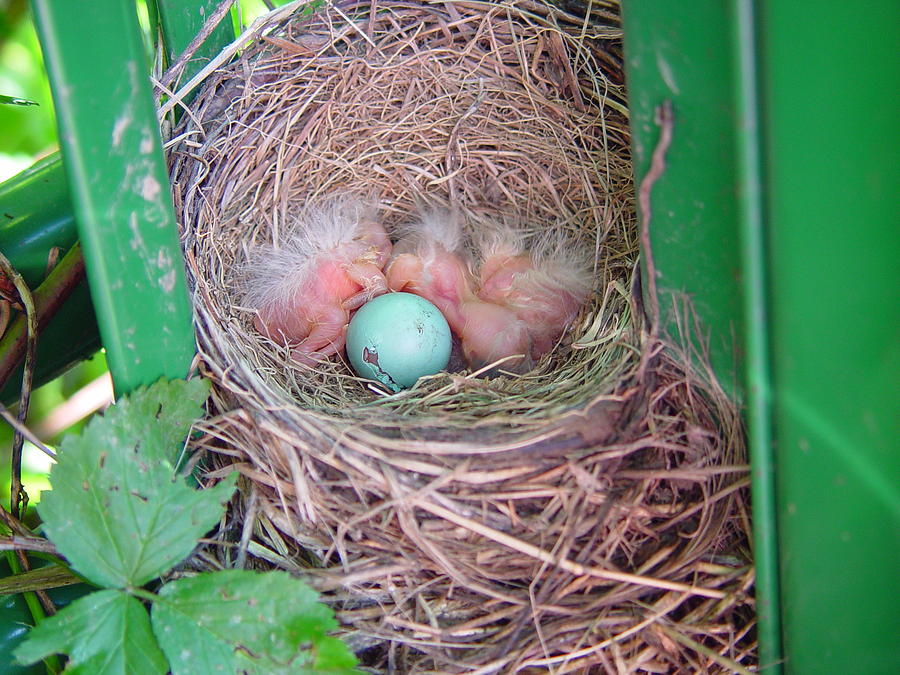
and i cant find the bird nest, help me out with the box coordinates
[167,0,756,672]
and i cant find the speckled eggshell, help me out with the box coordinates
[346,292,452,392]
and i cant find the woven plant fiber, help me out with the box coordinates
[166,1,756,672]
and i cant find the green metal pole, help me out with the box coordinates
[730,1,782,670]
[1,0,236,399]
[154,0,237,87]
[758,2,900,672]
[620,2,747,396]
[30,0,196,396]
[620,3,783,671]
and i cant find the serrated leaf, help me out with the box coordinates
[313,636,361,672]
[151,570,359,675]
[14,589,166,675]
[94,377,210,465]
[37,378,236,588]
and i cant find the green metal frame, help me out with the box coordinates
[758,2,900,673]
[620,3,782,670]
[155,0,237,87]
[30,0,195,396]
[26,0,236,396]
[621,3,747,394]
[1,0,237,401]
[624,1,899,673]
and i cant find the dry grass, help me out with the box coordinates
[165,1,756,671]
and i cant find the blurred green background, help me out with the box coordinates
[0,0,57,182]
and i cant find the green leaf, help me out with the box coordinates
[0,94,39,106]
[37,378,236,588]
[312,636,361,672]
[94,377,211,466]
[151,570,359,675]
[13,589,167,674]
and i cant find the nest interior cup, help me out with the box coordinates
[169,1,755,671]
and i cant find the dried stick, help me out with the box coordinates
[0,536,57,555]
[0,500,32,537]
[0,250,36,521]
[158,0,237,92]
[0,243,86,392]
[0,406,55,465]
[637,99,674,338]
[0,301,9,338]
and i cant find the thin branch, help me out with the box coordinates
[158,0,237,92]
[0,561,81,599]
[0,250,36,520]
[0,242,85,392]
[0,536,57,555]
[0,501,33,537]
[1,247,69,625]
[637,99,674,338]
[0,300,9,337]
[0,404,56,459]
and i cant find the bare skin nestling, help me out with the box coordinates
[385,210,533,372]
[475,223,592,363]
[243,197,392,365]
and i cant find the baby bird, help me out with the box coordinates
[475,223,592,362]
[385,209,533,373]
[242,195,392,365]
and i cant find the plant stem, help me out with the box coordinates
[0,250,36,521]
[0,248,65,675]
[0,242,85,392]
[0,500,29,534]
[4,551,61,674]
[0,535,57,554]
[128,585,159,604]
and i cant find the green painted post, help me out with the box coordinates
[624,0,900,671]
[30,0,196,396]
[758,2,900,672]
[621,2,782,670]
[154,0,236,87]
[1,0,235,399]
[620,3,746,393]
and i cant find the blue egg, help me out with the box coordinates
[346,292,452,392]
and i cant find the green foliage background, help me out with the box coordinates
[0,0,57,181]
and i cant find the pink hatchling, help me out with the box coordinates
[475,223,592,363]
[243,196,392,365]
[385,209,533,373]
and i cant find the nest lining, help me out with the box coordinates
[171,0,635,429]
[166,1,756,672]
